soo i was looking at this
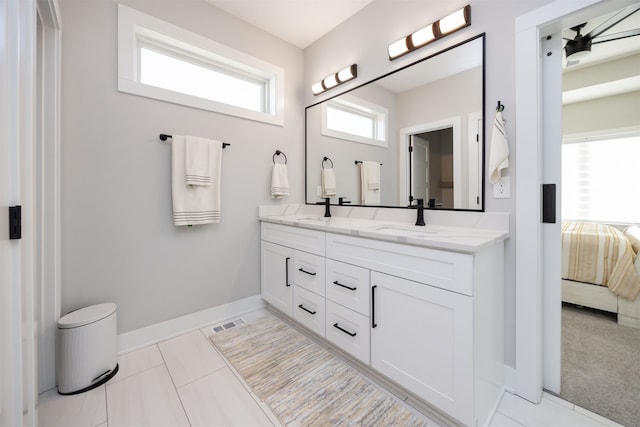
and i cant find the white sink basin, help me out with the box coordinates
[373,226,439,238]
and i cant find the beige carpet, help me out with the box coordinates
[210,311,430,426]
[560,303,640,427]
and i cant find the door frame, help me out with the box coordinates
[35,0,62,394]
[514,0,637,403]
[398,116,461,207]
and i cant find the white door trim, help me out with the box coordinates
[514,0,636,403]
[0,0,38,424]
[36,0,62,394]
[398,117,461,207]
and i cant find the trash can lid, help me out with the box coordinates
[58,303,117,329]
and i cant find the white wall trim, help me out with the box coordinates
[117,295,265,354]
[503,365,516,394]
[36,0,62,394]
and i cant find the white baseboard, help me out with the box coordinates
[504,365,516,393]
[117,295,265,354]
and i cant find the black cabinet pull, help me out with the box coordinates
[333,323,357,337]
[371,285,378,328]
[333,280,357,291]
[285,257,291,287]
[298,268,317,276]
[298,304,316,315]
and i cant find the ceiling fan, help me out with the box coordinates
[564,3,640,66]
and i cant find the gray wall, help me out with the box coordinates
[304,0,554,367]
[60,0,304,333]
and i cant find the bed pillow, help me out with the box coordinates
[624,225,640,253]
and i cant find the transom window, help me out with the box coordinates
[118,4,284,126]
[322,96,388,147]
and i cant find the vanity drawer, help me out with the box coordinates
[294,251,325,296]
[326,233,473,296]
[293,286,325,338]
[326,259,370,316]
[325,300,370,365]
[261,222,325,256]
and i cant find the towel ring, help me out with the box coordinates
[273,150,287,165]
[322,157,333,169]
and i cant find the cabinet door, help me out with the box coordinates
[370,272,473,426]
[261,241,294,316]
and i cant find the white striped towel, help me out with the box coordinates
[321,168,337,197]
[171,135,222,226]
[185,136,215,186]
[488,111,509,184]
[271,163,289,199]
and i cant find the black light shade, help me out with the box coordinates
[565,36,592,59]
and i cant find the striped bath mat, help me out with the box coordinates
[209,311,431,426]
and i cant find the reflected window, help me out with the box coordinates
[562,134,640,223]
[322,96,388,147]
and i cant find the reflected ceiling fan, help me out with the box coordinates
[564,3,640,66]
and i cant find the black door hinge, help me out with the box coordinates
[9,206,21,239]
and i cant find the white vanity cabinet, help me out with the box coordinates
[261,241,294,315]
[370,271,473,424]
[261,222,326,333]
[260,221,505,427]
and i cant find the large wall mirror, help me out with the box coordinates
[305,34,485,211]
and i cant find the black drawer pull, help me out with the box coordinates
[298,268,317,276]
[371,285,377,328]
[285,257,291,287]
[333,280,357,291]
[333,323,357,337]
[298,304,316,315]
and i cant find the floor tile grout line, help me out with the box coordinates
[155,345,193,427]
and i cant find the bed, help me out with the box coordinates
[561,221,640,328]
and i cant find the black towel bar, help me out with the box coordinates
[159,134,229,148]
[355,160,383,165]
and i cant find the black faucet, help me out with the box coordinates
[316,197,331,217]
[338,197,351,206]
[411,198,426,226]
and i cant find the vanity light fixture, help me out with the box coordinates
[388,5,471,60]
[312,64,358,95]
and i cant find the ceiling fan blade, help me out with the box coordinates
[586,4,640,39]
[592,28,640,44]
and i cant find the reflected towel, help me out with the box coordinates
[361,161,380,205]
[322,168,337,197]
[488,111,509,184]
[271,163,289,199]
[171,135,222,226]
[185,136,217,186]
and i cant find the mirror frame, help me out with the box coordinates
[305,33,486,212]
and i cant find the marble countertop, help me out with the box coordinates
[258,212,509,253]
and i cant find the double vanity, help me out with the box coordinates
[259,205,509,426]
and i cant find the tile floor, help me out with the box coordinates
[38,308,625,427]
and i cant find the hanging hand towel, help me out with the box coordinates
[171,135,222,226]
[361,161,380,205]
[488,111,509,184]
[184,136,216,186]
[366,161,380,190]
[271,163,289,199]
[321,168,337,197]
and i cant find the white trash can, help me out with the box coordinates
[57,303,119,394]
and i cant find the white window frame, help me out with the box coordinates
[321,95,388,147]
[117,4,284,126]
